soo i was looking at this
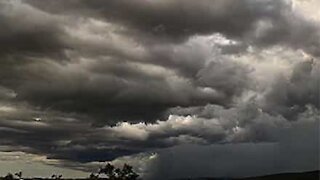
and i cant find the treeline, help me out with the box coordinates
[0,163,140,180]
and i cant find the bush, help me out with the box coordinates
[3,173,14,180]
[97,163,140,180]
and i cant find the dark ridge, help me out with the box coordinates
[175,171,319,180]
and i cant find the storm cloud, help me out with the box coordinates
[0,0,319,179]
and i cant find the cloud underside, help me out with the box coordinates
[0,0,319,178]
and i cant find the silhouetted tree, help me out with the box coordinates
[3,173,14,180]
[97,163,140,180]
[14,171,22,179]
[51,174,62,180]
[89,173,99,179]
[99,163,116,179]
[120,164,139,180]
[114,168,121,177]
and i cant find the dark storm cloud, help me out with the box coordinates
[27,0,261,40]
[0,114,138,162]
[26,0,320,56]
[0,56,229,124]
[0,0,318,124]
[0,0,319,173]
[0,1,69,58]
[23,0,285,39]
[0,0,216,123]
[0,29,248,124]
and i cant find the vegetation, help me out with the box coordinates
[91,163,139,180]
[0,163,140,180]
[1,166,318,180]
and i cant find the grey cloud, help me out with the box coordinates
[0,116,135,163]
[0,0,319,175]
[0,1,69,58]
[26,0,320,56]
[26,0,260,39]
[3,59,219,123]
[0,0,317,125]
[1,98,317,164]
[196,59,252,99]
[23,0,289,38]
[103,102,311,147]
[0,86,16,100]
[0,34,250,124]
[263,60,320,119]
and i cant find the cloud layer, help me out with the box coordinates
[0,0,319,178]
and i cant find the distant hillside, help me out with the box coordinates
[177,171,319,180]
[238,171,319,180]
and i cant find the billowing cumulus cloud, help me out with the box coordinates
[0,0,319,179]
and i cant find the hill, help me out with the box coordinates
[177,171,319,180]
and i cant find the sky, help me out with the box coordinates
[0,0,319,179]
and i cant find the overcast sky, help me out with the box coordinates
[0,0,319,179]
